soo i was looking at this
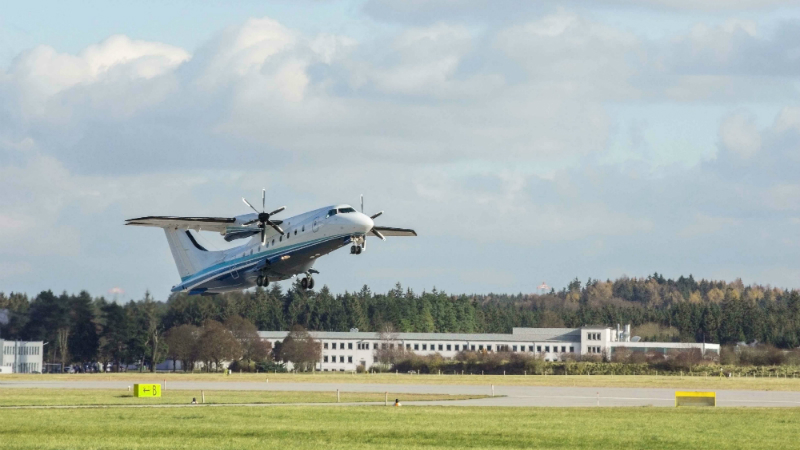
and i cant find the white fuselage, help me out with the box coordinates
[172,204,374,294]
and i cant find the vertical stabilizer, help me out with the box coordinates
[163,229,219,279]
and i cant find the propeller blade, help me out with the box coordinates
[243,218,259,226]
[360,194,364,213]
[370,211,383,220]
[268,206,286,216]
[242,198,260,214]
[371,228,386,241]
[261,228,267,245]
[262,189,265,210]
[269,223,285,235]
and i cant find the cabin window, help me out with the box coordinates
[280,236,282,242]
[302,225,305,232]
[294,230,297,235]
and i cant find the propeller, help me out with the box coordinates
[361,194,386,241]
[242,189,286,245]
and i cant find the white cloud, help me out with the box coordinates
[7,35,189,118]
[2,10,800,296]
[719,113,762,159]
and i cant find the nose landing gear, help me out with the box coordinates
[350,235,365,255]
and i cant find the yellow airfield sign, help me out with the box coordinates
[133,384,161,398]
[675,391,715,407]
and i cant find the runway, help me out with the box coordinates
[3,380,800,407]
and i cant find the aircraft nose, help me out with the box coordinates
[355,212,374,233]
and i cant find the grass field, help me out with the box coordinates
[0,389,483,407]
[1,405,798,449]
[5,372,800,391]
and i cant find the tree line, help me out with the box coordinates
[2,274,800,370]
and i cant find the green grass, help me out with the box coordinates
[7,372,800,391]
[0,406,798,449]
[0,389,482,407]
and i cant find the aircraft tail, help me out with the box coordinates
[163,229,220,279]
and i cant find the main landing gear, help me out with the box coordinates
[256,275,269,288]
[300,269,319,291]
[300,277,315,290]
[350,245,362,255]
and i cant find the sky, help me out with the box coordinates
[1,0,799,301]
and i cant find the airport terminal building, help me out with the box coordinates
[259,325,720,372]
[0,339,44,374]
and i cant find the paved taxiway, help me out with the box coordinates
[3,380,800,407]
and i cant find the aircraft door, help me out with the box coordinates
[312,216,320,232]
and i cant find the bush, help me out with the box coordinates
[255,360,287,373]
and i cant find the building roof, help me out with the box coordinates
[258,328,583,343]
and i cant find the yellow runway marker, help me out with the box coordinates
[675,391,715,407]
[133,384,161,398]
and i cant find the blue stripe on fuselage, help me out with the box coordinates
[172,233,351,292]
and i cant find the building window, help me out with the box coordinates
[545,346,550,352]
[323,356,328,363]
[324,343,329,349]
[339,356,344,363]
[470,345,475,351]
[478,345,484,350]
[422,344,427,350]
[561,346,566,353]
[348,356,353,363]
[430,343,435,350]
[406,344,411,350]
[414,344,419,350]
[438,344,443,351]
[487,345,492,351]
[348,343,353,350]
[512,345,517,352]
[331,343,337,350]
[446,344,452,351]
[569,346,574,353]
[536,345,541,352]
[528,346,534,352]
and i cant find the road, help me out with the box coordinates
[3,380,800,407]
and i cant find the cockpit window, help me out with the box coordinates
[326,209,337,218]
[338,207,356,213]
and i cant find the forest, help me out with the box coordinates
[2,273,800,370]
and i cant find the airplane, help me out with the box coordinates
[126,192,417,295]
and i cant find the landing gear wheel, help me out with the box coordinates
[256,275,263,286]
[350,245,357,254]
[301,277,309,290]
[308,277,315,290]
[356,246,362,255]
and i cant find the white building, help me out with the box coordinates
[259,324,719,372]
[0,339,44,374]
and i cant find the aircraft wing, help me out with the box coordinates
[371,226,417,237]
[125,216,237,234]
